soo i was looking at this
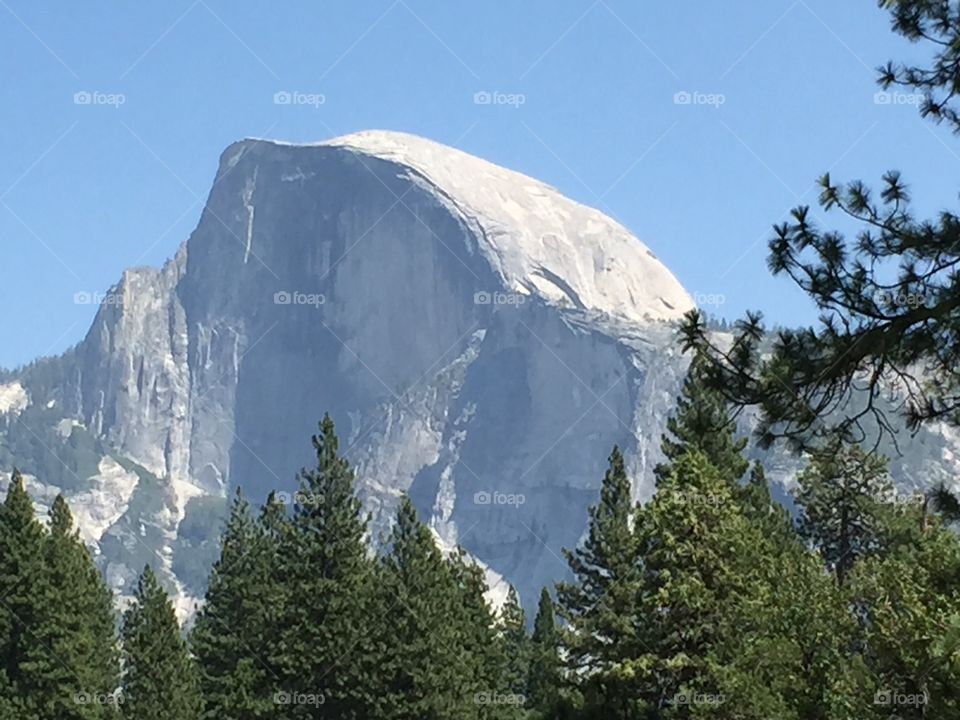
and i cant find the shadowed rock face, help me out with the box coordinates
[4,131,958,613]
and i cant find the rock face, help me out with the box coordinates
[1,130,958,613]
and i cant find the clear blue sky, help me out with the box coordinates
[0,0,955,369]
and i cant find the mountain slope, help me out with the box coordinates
[1,131,956,614]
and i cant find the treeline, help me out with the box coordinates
[1,357,959,719]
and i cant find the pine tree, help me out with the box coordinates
[191,489,282,718]
[0,470,48,717]
[630,452,819,716]
[655,351,749,485]
[738,461,797,550]
[375,497,470,720]
[275,415,378,718]
[679,1,960,448]
[498,586,529,701]
[254,490,290,704]
[447,547,522,720]
[735,461,857,718]
[121,565,201,720]
[849,509,960,719]
[630,452,747,712]
[795,442,892,585]
[526,588,562,719]
[447,549,513,720]
[556,446,640,717]
[23,495,119,720]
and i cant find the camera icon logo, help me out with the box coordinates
[874,689,892,706]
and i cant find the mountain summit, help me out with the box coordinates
[239,130,694,321]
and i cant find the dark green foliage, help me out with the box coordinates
[121,565,202,720]
[274,414,379,718]
[795,443,893,585]
[371,497,527,719]
[25,496,120,720]
[926,482,960,525]
[191,490,281,719]
[0,474,121,719]
[631,452,866,719]
[630,452,763,713]
[6,394,960,719]
[738,461,798,550]
[879,0,960,132]
[679,1,960,450]
[526,589,561,718]
[148,413,933,720]
[656,351,749,485]
[0,470,51,716]
[498,586,529,700]
[375,496,476,719]
[446,549,515,720]
[557,446,641,717]
[849,509,960,718]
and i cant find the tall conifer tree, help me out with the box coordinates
[24,495,119,719]
[656,351,749,485]
[121,566,201,720]
[557,446,640,717]
[376,497,468,719]
[739,461,798,549]
[192,490,282,718]
[526,588,562,719]
[447,549,512,720]
[795,442,892,585]
[498,586,529,700]
[276,415,378,718]
[0,470,49,716]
